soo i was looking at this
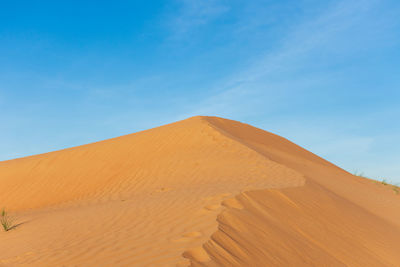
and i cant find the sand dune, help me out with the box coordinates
[0,116,399,266]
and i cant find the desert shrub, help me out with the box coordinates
[392,185,400,195]
[1,208,13,232]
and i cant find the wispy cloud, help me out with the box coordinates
[187,0,397,117]
[167,0,229,38]
[179,0,400,181]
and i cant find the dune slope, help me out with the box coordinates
[0,116,399,267]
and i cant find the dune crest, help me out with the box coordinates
[0,116,399,266]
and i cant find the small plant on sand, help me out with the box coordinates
[393,187,399,194]
[392,183,400,195]
[378,179,400,195]
[354,171,399,195]
[353,171,366,178]
[1,208,13,232]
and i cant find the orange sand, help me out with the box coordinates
[0,116,399,266]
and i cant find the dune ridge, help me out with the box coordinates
[0,116,399,266]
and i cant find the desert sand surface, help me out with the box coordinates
[0,116,399,266]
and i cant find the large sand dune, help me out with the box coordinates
[0,116,399,266]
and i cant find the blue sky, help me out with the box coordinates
[1,0,399,183]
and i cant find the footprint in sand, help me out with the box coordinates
[175,259,190,267]
[151,187,173,195]
[171,231,202,243]
[203,204,220,211]
[182,246,210,263]
[221,197,244,210]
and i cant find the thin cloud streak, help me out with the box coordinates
[182,0,400,181]
[191,0,386,115]
[167,0,229,39]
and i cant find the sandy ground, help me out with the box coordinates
[0,116,399,266]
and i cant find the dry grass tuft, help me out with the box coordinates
[1,208,14,232]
